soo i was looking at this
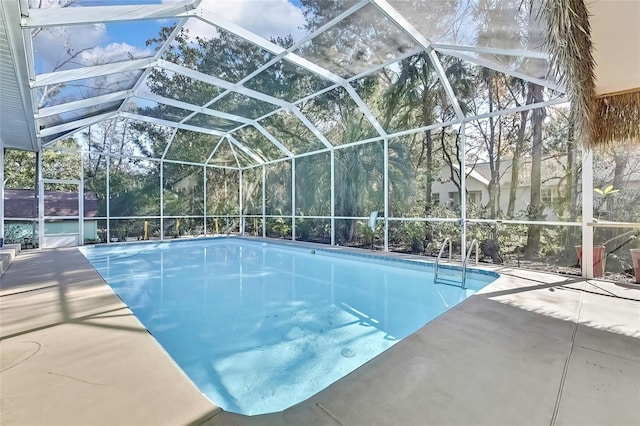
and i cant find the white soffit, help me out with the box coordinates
[588,0,640,96]
[0,0,37,151]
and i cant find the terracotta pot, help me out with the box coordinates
[575,244,607,278]
[631,249,640,284]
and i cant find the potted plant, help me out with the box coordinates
[575,244,607,277]
[575,185,619,278]
[631,248,640,284]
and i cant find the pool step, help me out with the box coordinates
[0,244,21,278]
[433,238,479,289]
[433,269,464,287]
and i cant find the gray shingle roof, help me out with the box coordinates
[4,189,99,218]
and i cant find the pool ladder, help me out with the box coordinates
[433,238,479,289]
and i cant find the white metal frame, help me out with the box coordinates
[0,148,4,243]
[2,0,611,279]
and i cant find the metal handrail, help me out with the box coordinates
[433,238,452,283]
[461,239,479,289]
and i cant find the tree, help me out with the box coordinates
[507,83,534,218]
[466,68,512,219]
[3,150,37,189]
[523,83,545,258]
[380,52,472,215]
[5,139,80,190]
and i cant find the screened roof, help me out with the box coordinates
[0,0,578,164]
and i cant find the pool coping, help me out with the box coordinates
[2,238,639,425]
[80,234,500,281]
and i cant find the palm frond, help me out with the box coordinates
[539,0,640,147]
[593,89,640,145]
[539,0,595,147]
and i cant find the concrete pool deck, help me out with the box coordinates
[1,246,639,425]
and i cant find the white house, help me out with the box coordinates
[433,153,640,221]
[433,164,491,209]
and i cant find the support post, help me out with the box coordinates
[37,152,44,249]
[291,158,296,241]
[106,154,110,243]
[160,161,164,241]
[330,149,335,246]
[0,148,4,245]
[383,138,389,252]
[239,169,244,235]
[460,125,467,260]
[262,165,266,238]
[203,165,207,236]
[582,149,594,278]
[79,153,84,245]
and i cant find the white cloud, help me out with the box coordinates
[33,24,107,73]
[163,0,306,42]
[34,20,151,72]
[34,0,306,74]
[79,43,153,66]
[35,39,151,103]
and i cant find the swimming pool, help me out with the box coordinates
[80,237,498,415]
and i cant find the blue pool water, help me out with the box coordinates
[80,238,498,415]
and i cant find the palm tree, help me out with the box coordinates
[381,52,472,215]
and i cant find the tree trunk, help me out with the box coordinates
[611,146,629,221]
[487,125,498,217]
[524,83,545,259]
[564,112,580,255]
[507,88,534,218]
[441,130,462,194]
[492,131,502,239]
[425,130,433,214]
[566,114,578,221]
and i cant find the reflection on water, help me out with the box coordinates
[82,239,496,415]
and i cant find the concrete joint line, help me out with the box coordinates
[316,402,344,425]
[550,282,586,425]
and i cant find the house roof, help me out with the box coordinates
[473,158,574,187]
[4,189,99,218]
[472,150,640,188]
[448,163,490,186]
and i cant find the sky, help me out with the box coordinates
[33,0,307,74]
[169,0,307,42]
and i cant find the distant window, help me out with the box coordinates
[468,191,482,205]
[541,187,554,204]
[448,191,460,207]
[447,191,482,206]
[542,187,566,205]
[432,193,440,205]
[519,163,532,184]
